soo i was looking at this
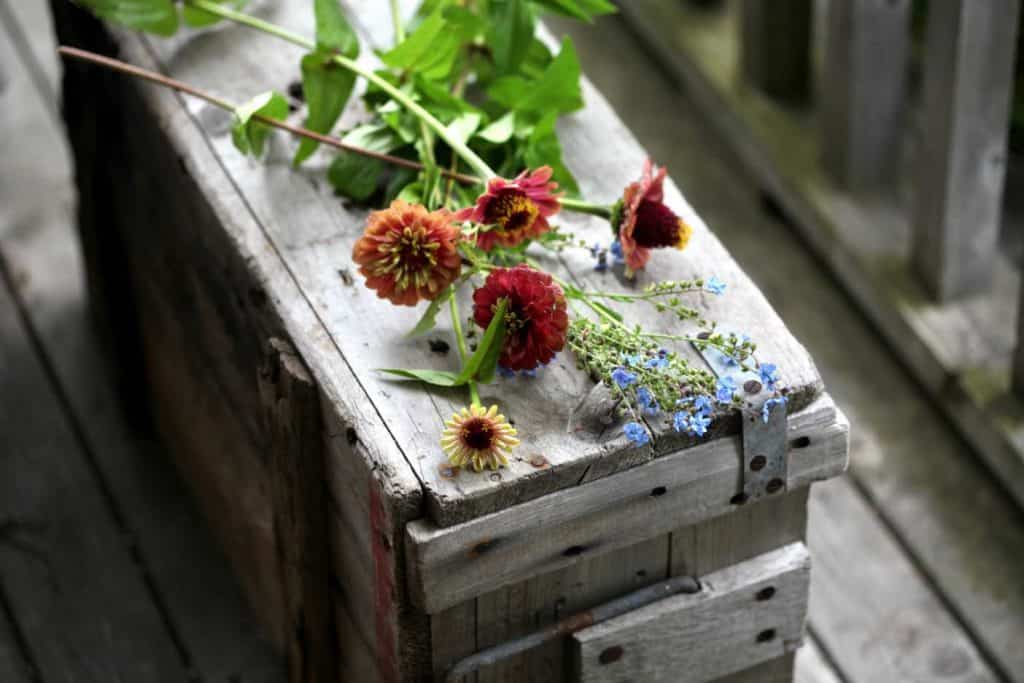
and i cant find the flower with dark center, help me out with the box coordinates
[352,200,462,306]
[613,159,693,276]
[456,167,562,251]
[441,404,520,471]
[472,265,568,371]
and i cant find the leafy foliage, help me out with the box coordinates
[75,0,179,35]
[231,91,289,157]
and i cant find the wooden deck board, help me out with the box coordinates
[3,2,1022,682]
[554,7,1024,683]
[0,3,286,681]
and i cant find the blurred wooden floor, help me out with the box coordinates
[0,2,1021,682]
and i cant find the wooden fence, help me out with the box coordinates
[618,0,1024,507]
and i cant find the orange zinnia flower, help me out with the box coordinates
[352,200,462,306]
[455,166,562,251]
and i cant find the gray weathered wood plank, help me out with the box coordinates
[807,477,995,683]
[408,397,845,613]
[912,0,1020,301]
[0,252,188,683]
[820,0,909,189]
[571,542,811,683]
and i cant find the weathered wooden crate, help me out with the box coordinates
[51,1,849,681]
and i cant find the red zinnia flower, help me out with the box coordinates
[616,160,693,275]
[472,264,568,371]
[352,200,462,306]
[455,166,562,251]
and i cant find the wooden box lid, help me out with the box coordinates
[116,0,830,527]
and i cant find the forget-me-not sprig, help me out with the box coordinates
[692,394,713,416]
[715,376,737,404]
[762,395,788,423]
[637,386,660,415]
[705,276,727,295]
[673,410,711,437]
[758,363,779,392]
[645,356,669,370]
[624,421,650,445]
[611,367,638,388]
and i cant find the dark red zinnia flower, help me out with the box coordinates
[472,264,568,371]
[455,167,562,251]
[616,159,693,275]
[352,200,462,306]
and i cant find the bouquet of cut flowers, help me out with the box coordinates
[69,0,787,473]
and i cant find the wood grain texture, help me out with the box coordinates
[260,338,334,683]
[408,398,845,613]
[6,5,289,680]
[571,543,811,683]
[615,0,1024,511]
[808,478,995,683]
[912,0,1020,301]
[820,0,909,189]
[0,254,187,682]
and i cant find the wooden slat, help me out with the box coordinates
[259,338,333,683]
[740,0,812,101]
[617,0,1024,511]
[820,0,909,189]
[807,478,995,683]
[912,0,1020,301]
[1,4,288,680]
[571,543,811,683]
[0,259,188,682]
[408,398,845,613]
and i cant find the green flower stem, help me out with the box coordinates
[186,0,497,182]
[559,197,613,219]
[389,0,406,43]
[449,294,481,407]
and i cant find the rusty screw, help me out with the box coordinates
[766,478,784,494]
[529,454,549,468]
[750,455,767,471]
[438,463,459,479]
[599,645,624,665]
[743,379,763,394]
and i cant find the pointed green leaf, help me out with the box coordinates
[488,37,582,115]
[443,112,483,147]
[294,50,358,165]
[379,368,465,387]
[327,122,406,200]
[525,111,580,194]
[459,299,507,383]
[231,90,289,157]
[182,0,247,27]
[406,286,454,338]
[314,0,359,55]
[476,112,515,144]
[77,0,178,35]
[531,0,616,22]
[488,0,535,74]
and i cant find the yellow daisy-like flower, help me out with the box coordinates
[440,404,520,472]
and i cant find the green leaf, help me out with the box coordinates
[488,37,583,115]
[476,112,515,144]
[519,38,553,80]
[379,368,465,387]
[294,50,358,165]
[406,286,453,338]
[327,122,405,200]
[380,7,480,80]
[182,0,247,27]
[531,0,616,22]
[524,111,580,194]
[488,0,535,74]
[314,0,359,54]
[444,112,482,147]
[231,91,289,157]
[459,299,507,383]
[77,0,178,35]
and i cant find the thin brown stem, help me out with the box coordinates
[57,46,482,185]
